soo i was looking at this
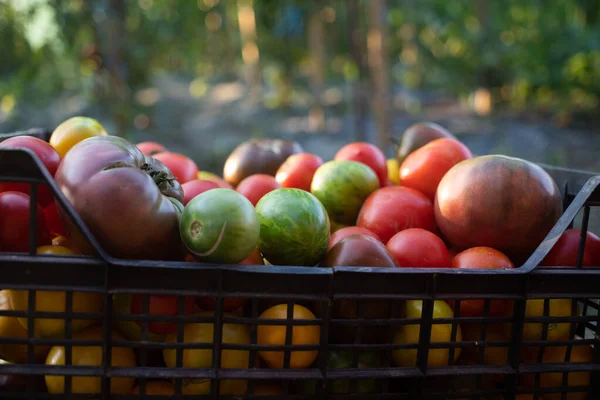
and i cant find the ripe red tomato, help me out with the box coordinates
[357,186,437,243]
[136,141,166,156]
[236,174,281,206]
[130,295,196,335]
[153,152,198,184]
[275,153,324,191]
[448,247,515,317]
[334,142,388,187]
[386,228,451,268]
[0,136,62,207]
[400,138,472,201]
[44,202,67,237]
[0,191,51,252]
[328,226,381,251]
[181,179,220,205]
[541,228,600,267]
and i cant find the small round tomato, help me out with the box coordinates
[136,141,166,156]
[386,228,451,268]
[357,186,437,243]
[130,295,196,335]
[258,304,320,369]
[448,247,514,317]
[197,171,234,189]
[181,179,220,205]
[275,153,324,191]
[392,299,462,367]
[153,152,198,184]
[45,326,136,394]
[400,138,473,201]
[131,381,175,395]
[334,142,388,187]
[328,226,380,251]
[541,228,600,267]
[0,191,51,252]
[44,202,67,237]
[163,313,251,395]
[0,136,62,207]
[49,116,108,158]
[236,174,281,206]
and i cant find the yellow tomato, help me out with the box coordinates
[45,326,136,394]
[521,344,590,400]
[163,312,251,395]
[49,116,108,158]
[131,381,175,395]
[52,236,72,248]
[10,246,103,338]
[258,304,320,369]
[393,300,462,368]
[521,299,577,341]
[0,290,50,363]
[387,158,400,184]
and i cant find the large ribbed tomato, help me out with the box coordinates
[54,136,186,260]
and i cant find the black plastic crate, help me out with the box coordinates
[0,131,598,399]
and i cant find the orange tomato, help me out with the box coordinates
[10,246,103,338]
[258,304,320,369]
[0,290,50,363]
[45,326,136,394]
[49,116,108,158]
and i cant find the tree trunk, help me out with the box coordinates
[346,0,368,141]
[367,0,391,151]
[308,1,326,132]
[237,0,261,103]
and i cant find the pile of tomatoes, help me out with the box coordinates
[0,116,596,399]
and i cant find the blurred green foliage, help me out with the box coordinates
[1,0,599,119]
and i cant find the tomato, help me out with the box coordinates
[328,226,381,251]
[153,151,199,184]
[357,186,437,243]
[52,235,71,248]
[45,326,137,394]
[400,138,472,201]
[0,136,62,207]
[10,246,102,338]
[541,228,600,267]
[130,295,196,335]
[258,304,320,369]
[460,323,509,366]
[197,171,234,189]
[44,202,67,237]
[334,142,388,187]
[448,247,515,317]
[392,299,462,367]
[519,299,577,342]
[521,344,590,400]
[55,136,186,260]
[131,381,175,395]
[275,153,324,191]
[386,228,451,268]
[136,141,167,156]
[181,179,220,205]
[163,312,251,395]
[387,159,400,184]
[252,383,282,395]
[0,290,50,364]
[236,174,281,206]
[49,116,108,158]
[0,191,51,252]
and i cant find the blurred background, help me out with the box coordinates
[1,0,599,173]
